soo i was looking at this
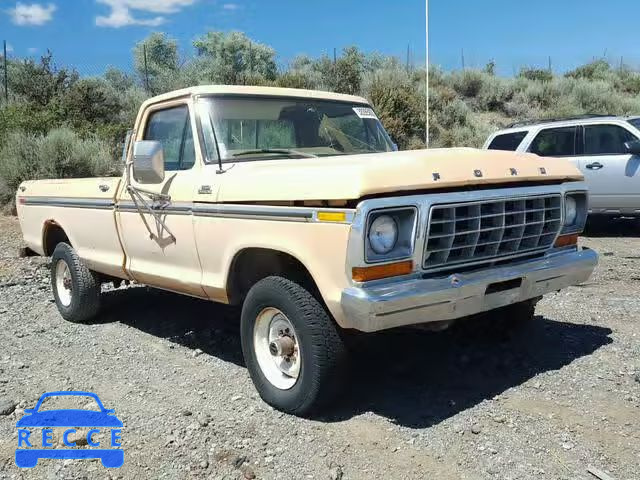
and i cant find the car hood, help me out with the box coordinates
[16,410,123,428]
[216,148,583,203]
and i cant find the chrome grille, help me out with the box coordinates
[424,194,562,272]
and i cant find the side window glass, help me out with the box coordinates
[584,124,635,155]
[529,127,576,157]
[144,105,195,171]
[488,131,528,151]
[181,119,196,169]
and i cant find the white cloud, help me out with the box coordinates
[6,44,15,53]
[8,2,56,26]
[222,3,240,10]
[95,0,197,28]
[27,47,38,54]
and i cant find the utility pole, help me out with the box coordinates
[425,0,429,147]
[461,48,465,71]
[548,56,552,73]
[143,44,150,94]
[3,40,8,103]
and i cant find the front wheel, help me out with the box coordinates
[240,276,348,416]
[51,243,102,324]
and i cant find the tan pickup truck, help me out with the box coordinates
[16,85,597,415]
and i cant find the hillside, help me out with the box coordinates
[1,31,640,208]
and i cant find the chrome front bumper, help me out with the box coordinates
[341,248,598,332]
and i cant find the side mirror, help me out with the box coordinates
[132,141,165,184]
[624,139,640,156]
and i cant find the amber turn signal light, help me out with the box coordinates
[352,260,413,282]
[554,233,578,248]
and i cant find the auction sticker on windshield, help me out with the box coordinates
[352,107,378,119]
[15,391,123,468]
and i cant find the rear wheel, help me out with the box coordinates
[240,276,348,416]
[51,243,102,323]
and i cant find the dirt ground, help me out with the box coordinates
[0,215,638,479]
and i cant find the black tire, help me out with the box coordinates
[497,297,538,324]
[484,297,539,334]
[51,243,102,323]
[240,276,348,416]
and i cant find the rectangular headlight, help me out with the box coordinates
[562,192,588,234]
[365,207,417,263]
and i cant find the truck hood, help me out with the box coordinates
[217,148,583,202]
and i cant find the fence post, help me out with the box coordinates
[406,44,410,73]
[3,40,8,103]
[333,47,337,89]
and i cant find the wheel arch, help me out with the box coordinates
[225,247,322,307]
[42,220,73,256]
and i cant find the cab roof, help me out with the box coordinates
[505,114,639,130]
[142,85,370,109]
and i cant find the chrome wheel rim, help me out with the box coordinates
[253,307,301,390]
[55,260,72,307]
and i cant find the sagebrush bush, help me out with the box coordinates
[450,70,487,98]
[519,67,553,83]
[476,76,515,113]
[0,128,118,203]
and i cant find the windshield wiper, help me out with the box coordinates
[231,149,317,158]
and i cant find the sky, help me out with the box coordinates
[0,0,639,76]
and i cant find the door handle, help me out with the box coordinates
[99,184,110,192]
[586,162,603,170]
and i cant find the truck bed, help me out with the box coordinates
[16,177,126,278]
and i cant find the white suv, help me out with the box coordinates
[484,115,640,217]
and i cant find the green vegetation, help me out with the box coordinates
[0,128,116,207]
[1,31,640,207]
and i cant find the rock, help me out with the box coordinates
[231,455,247,468]
[67,431,88,446]
[329,462,343,480]
[0,398,16,416]
[196,414,210,427]
[242,466,256,479]
[635,372,640,384]
[471,424,482,435]
[492,415,506,424]
[181,409,192,417]
[199,460,208,469]
[193,349,203,357]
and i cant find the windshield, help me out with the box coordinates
[628,118,640,130]
[197,96,395,162]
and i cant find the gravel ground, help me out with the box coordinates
[0,215,638,479]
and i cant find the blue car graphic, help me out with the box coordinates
[15,391,123,468]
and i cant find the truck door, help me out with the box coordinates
[116,99,206,297]
[578,124,640,215]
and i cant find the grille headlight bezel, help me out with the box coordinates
[561,192,588,234]
[365,207,418,263]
